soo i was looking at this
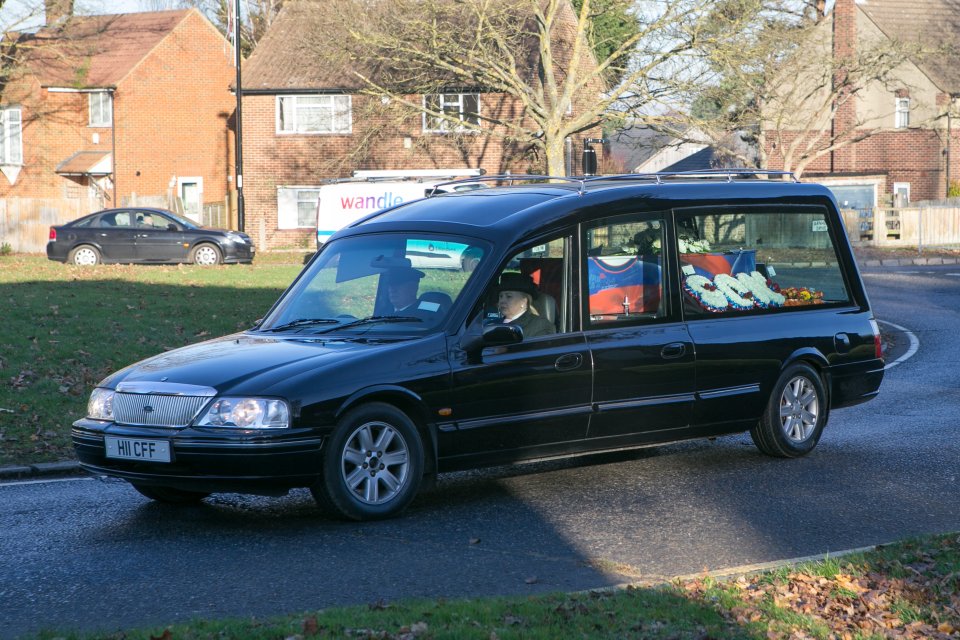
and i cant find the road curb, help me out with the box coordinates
[858,256,960,267]
[0,460,81,480]
[594,544,883,591]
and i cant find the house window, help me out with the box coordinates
[277,187,321,229]
[0,107,22,165]
[89,91,112,127]
[277,95,351,134]
[423,93,480,133]
[894,97,910,129]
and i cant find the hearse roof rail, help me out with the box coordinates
[429,169,799,196]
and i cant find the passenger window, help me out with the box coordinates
[677,210,851,316]
[584,216,666,326]
[487,237,568,337]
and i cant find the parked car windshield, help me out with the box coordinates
[263,233,488,334]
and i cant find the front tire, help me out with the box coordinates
[131,483,210,504]
[190,243,222,266]
[312,403,424,521]
[69,245,101,266]
[751,362,827,458]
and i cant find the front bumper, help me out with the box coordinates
[223,242,255,264]
[72,418,323,495]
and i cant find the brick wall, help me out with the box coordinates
[115,10,236,206]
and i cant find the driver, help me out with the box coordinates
[383,267,425,314]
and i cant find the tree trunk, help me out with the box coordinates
[544,135,567,177]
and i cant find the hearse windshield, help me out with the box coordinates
[263,233,488,335]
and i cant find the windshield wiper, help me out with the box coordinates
[263,318,340,332]
[314,315,423,334]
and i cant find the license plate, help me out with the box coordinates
[104,436,171,463]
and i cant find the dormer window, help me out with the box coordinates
[89,91,112,127]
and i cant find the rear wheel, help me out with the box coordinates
[751,362,827,458]
[312,402,424,521]
[69,245,101,266]
[131,483,210,504]
[190,243,222,266]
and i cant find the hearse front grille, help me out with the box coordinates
[112,381,218,428]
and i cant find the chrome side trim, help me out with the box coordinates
[455,405,593,431]
[697,384,761,400]
[594,393,695,413]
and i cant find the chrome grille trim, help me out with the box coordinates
[113,393,211,428]
[116,381,217,397]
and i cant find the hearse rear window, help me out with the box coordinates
[677,210,850,316]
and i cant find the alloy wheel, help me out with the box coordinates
[339,420,410,505]
[779,375,819,442]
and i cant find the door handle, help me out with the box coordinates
[554,353,583,372]
[660,342,686,360]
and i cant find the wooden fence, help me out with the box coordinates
[840,207,960,249]
[0,198,96,254]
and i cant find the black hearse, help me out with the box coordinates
[73,172,884,520]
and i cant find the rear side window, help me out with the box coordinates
[677,210,850,317]
[584,215,667,326]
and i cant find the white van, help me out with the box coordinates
[315,169,485,247]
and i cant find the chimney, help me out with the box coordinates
[45,0,74,25]
[831,0,858,173]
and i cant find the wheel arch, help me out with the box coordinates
[335,385,438,475]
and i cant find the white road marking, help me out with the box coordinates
[877,319,919,370]
[0,476,92,488]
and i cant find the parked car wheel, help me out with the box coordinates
[190,243,222,266]
[312,402,424,521]
[69,245,101,266]
[130,483,210,504]
[751,362,827,458]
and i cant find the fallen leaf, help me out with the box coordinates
[302,615,320,636]
[410,621,428,635]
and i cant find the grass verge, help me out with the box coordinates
[0,255,302,466]
[34,533,960,639]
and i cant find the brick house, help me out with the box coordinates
[240,0,602,250]
[765,0,960,210]
[0,2,236,220]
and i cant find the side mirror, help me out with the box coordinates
[167,224,178,231]
[460,323,523,354]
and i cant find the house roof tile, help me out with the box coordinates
[22,10,191,88]
[243,0,367,92]
[858,0,960,93]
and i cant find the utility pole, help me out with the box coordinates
[234,0,245,231]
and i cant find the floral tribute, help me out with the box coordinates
[779,286,825,306]
[684,271,786,312]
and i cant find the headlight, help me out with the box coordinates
[87,388,115,420]
[195,397,290,429]
[226,232,248,244]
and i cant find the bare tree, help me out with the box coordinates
[306,0,761,176]
[665,0,929,177]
